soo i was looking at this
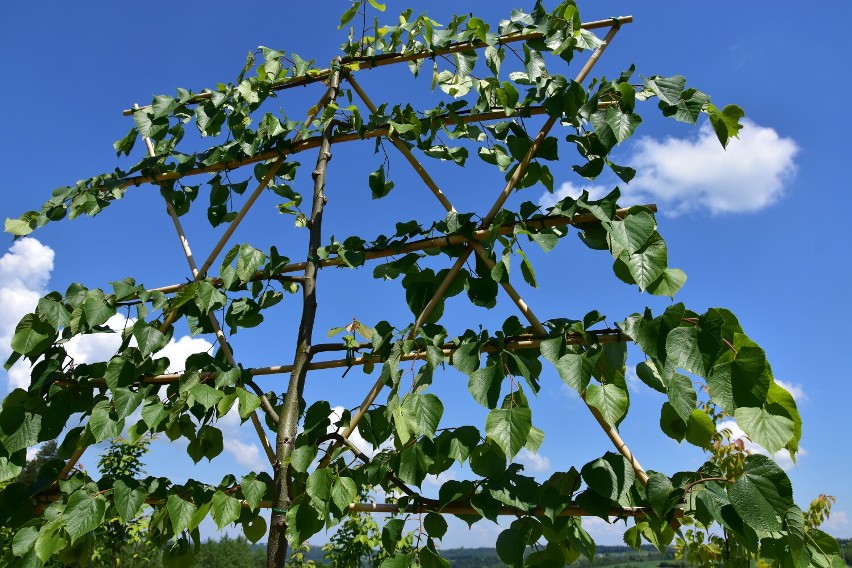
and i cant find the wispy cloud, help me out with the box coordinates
[775,379,807,402]
[516,448,551,473]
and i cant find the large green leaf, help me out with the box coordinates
[63,490,106,543]
[211,490,241,529]
[485,406,532,459]
[331,476,357,513]
[10,314,56,358]
[306,468,333,514]
[585,383,628,426]
[620,232,667,291]
[167,494,196,534]
[581,452,635,503]
[113,479,147,523]
[401,393,444,439]
[728,454,793,532]
[666,373,696,421]
[133,321,167,358]
[468,361,504,408]
[734,406,794,455]
[241,473,267,511]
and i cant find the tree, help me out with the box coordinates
[90,436,160,568]
[0,1,835,567]
[17,440,58,487]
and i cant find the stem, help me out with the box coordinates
[267,59,342,568]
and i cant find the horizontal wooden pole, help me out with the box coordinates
[111,103,570,192]
[82,329,628,387]
[149,205,656,296]
[122,16,632,115]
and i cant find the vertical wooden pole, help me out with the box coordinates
[268,59,342,568]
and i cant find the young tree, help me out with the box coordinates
[0,2,835,567]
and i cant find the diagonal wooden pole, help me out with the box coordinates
[146,131,276,465]
[341,23,649,486]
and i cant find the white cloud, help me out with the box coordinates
[822,510,851,535]
[516,448,551,473]
[0,238,55,360]
[329,405,378,459]
[223,438,265,471]
[425,470,457,487]
[717,419,806,472]
[0,238,55,391]
[218,408,267,472]
[159,335,214,373]
[539,181,610,210]
[625,120,798,215]
[775,379,807,402]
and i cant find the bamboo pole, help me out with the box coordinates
[87,330,627,387]
[145,125,279,464]
[147,206,655,297]
[107,106,552,192]
[345,74,455,213]
[121,16,632,116]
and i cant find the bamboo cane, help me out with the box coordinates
[121,16,632,115]
[146,206,655,297]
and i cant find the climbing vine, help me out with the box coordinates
[0,2,837,568]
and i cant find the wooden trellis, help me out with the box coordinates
[52,15,661,524]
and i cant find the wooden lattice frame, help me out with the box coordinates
[51,14,661,524]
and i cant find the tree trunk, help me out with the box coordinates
[267,59,342,568]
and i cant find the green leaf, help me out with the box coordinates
[646,268,687,298]
[6,214,38,237]
[382,518,405,552]
[468,361,504,408]
[190,383,223,411]
[620,232,667,291]
[241,473,267,511]
[114,479,148,523]
[734,406,794,455]
[554,351,597,393]
[339,2,359,28]
[306,468,333,514]
[243,514,267,544]
[585,383,628,426]
[485,406,532,459]
[211,490,241,529]
[728,454,793,532]
[83,291,115,328]
[706,103,744,148]
[167,494,197,534]
[666,373,695,422]
[187,425,224,463]
[367,0,386,11]
[236,244,266,282]
[401,393,444,439]
[605,107,642,143]
[369,166,394,199]
[63,490,106,543]
[236,387,261,419]
[331,476,357,513]
[10,314,56,357]
[133,321,167,358]
[684,408,714,448]
[581,455,635,514]
[424,512,448,539]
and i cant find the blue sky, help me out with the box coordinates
[1,0,850,549]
